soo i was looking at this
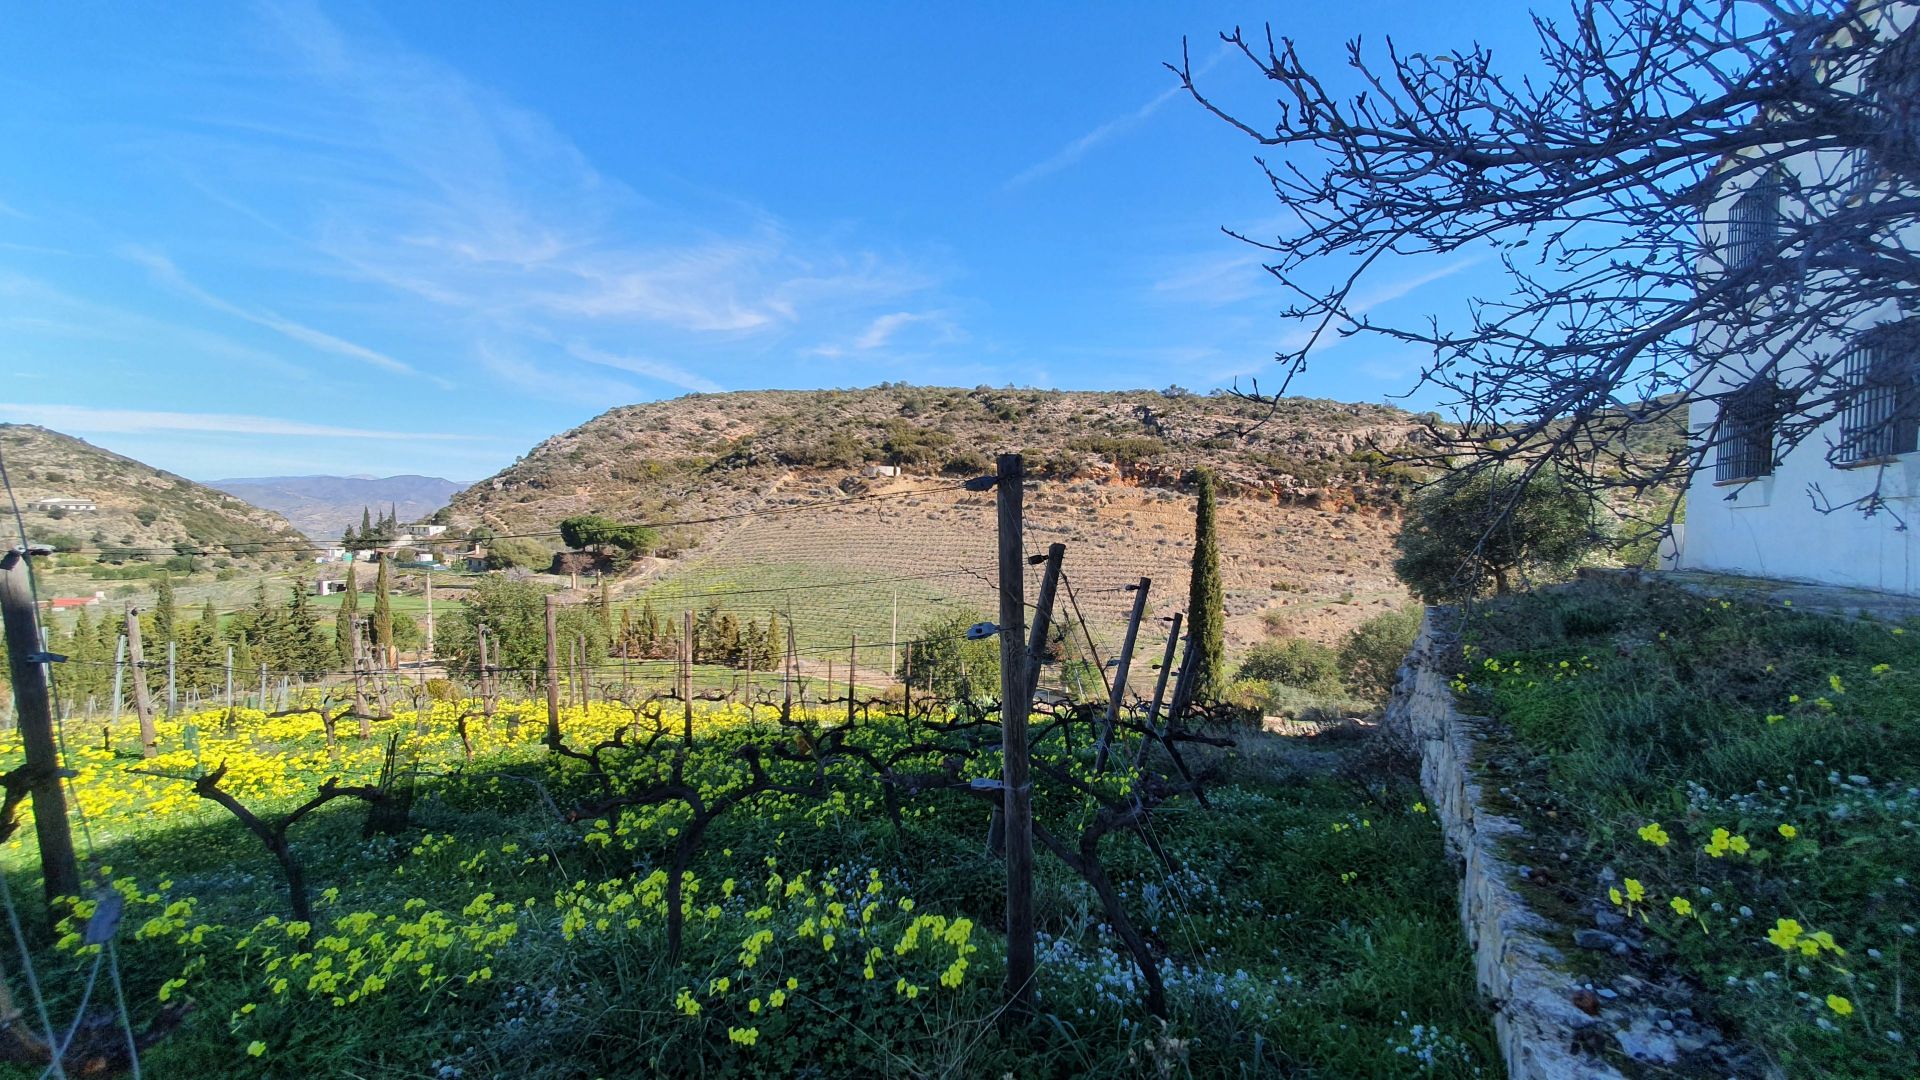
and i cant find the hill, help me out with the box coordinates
[0,424,312,571]
[209,474,469,541]
[450,387,1429,669]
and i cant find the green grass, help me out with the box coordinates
[1458,581,1920,1077]
[0,705,1494,1078]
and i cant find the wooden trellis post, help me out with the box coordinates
[1094,576,1150,772]
[995,452,1035,1018]
[544,596,561,747]
[0,550,81,909]
[126,607,155,757]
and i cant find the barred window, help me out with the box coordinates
[1724,172,1782,272]
[1838,323,1920,464]
[1715,378,1777,482]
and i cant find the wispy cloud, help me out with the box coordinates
[122,245,426,378]
[809,310,963,357]
[1007,46,1231,190]
[1149,250,1271,306]
[1,403,482,440]
[473,343,641,408]
[217,1,934,354]
[567,343,723,395]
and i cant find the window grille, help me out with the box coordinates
[1724,173,1782,273]
[1714,378,1777,482]
[1838,324,1920,464]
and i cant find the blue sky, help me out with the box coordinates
[0,1,1538,481]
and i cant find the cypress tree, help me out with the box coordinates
[361,506,373,538]
[639,598,661,658]
[153,574,177,644]
[336,564,359,664]
[372,558,393,655]
[1185,470,1226,703]
[597,577,612,630]
[618,607,634,658]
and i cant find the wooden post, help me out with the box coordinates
[681,610,694,739]
[1094,577,1150,772]
[0,551,81,909]
[544,595,561,747]
[566,638,577,708]
[889,591,898,684]
[125,607,155,757]
[350,619,368,721]
[1133,613,1182,770]
[782,618,797,720]
[847,634,857,725]
[1023,543,1066,705]
[994,452,1035,1017]
[576,633,588,706]
[743,646,754,718]
[224,644,235,731]
[477,624,493,720]
[424,573,434,661]
[355,620,374,739]
[166,639,177,718]
[109,633,126,724]
[257,662,268,713]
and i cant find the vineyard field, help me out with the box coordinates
[0,699,1495,1077]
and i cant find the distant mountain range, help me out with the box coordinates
[209,475,470,541]
[2,424,310,567]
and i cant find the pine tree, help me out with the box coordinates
[336,565,359,665]
[153,574,177,644]
[1185,470,1226,704]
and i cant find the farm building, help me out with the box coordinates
[28,496,96,512]
[1677,6,1920,595]
[404,523,449,539]
[862,465,902,478]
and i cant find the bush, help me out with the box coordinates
[1338,607,1423,699]
[1236,638,1343,695]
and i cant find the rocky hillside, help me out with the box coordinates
[210,474,468,541]
[450,388,1428,659]
[1,425,311,569]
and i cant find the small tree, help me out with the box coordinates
[558,515,658,570]
[1394,468,1599,602]
[896,610,1000,698]
[1184,471,1226,702]
[1338,607,1423,700]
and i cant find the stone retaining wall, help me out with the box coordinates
[1386,611,1622,1080]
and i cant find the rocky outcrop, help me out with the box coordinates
[1386,612,1624,1080]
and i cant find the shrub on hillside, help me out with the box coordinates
[1236,638,1343,695]
[1338,607,1423,700]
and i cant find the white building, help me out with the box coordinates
[404,523,449,539]
[29,496,96,512]
[1679,4,1920,594]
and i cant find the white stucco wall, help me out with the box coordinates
[1677,3,1919,595]
[1679,410,1920,593]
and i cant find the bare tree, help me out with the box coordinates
[1179,0,1920,534]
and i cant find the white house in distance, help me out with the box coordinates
[1679,4,1920,594]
